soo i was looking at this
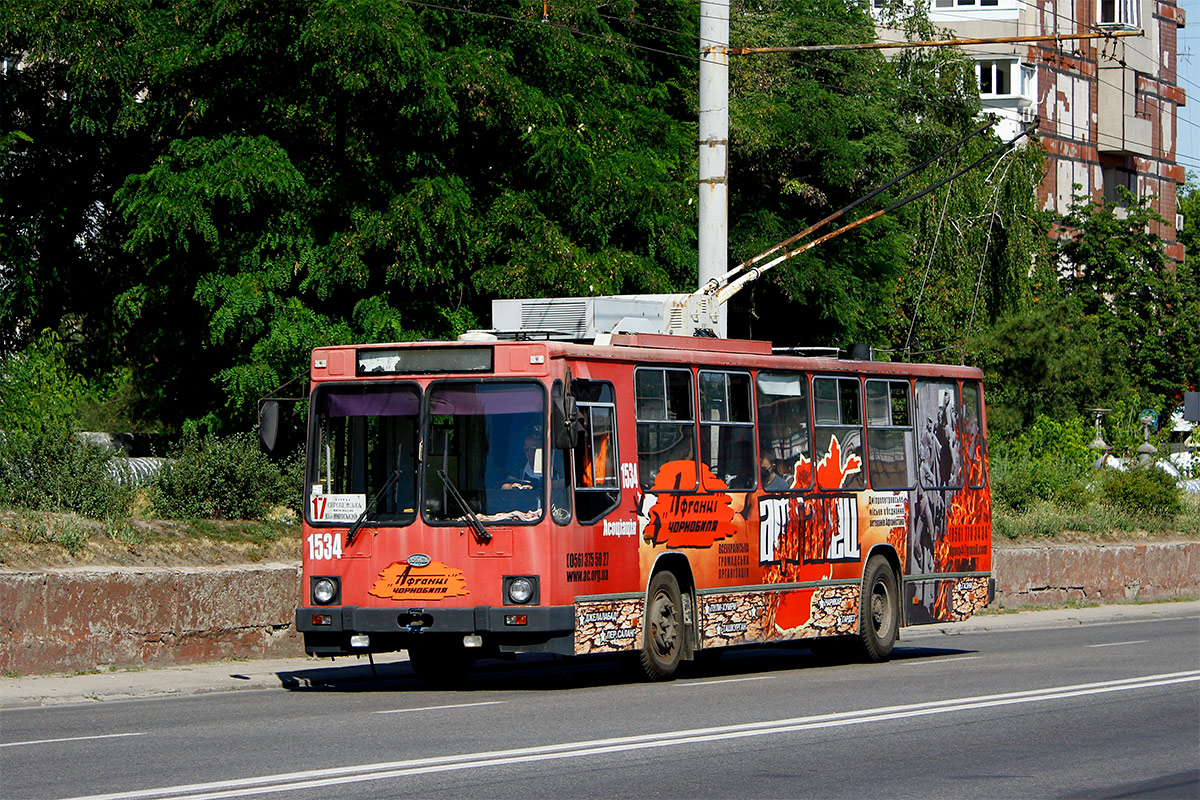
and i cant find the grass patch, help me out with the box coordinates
[183,519,290,546]
[0,508,302,568]
[995,492,1200,540]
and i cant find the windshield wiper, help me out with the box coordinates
[437,468,492,544]
[345,467,405,547]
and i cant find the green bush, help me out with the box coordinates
[150,433,289,520]
[0,428,133,519]
[990,414,1098,513]
[990,456,1093,513]
[1098,467,1183,519]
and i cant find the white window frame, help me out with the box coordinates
[975,59,1034,101]
[1098,0,1139,28]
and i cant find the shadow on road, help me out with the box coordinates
[275,640,978,694]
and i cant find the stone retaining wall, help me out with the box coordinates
[991,541,1200,607]
[2,542,1197,675]
[0,564,304,675]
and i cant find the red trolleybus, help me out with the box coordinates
[296,321,992,684]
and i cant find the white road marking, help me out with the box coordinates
[894,655,982,666]
[0,732,146,749]
[375,701,504,714]
[677,676,774,687]
[63,670,1200,800]
[1085,640,1147,648]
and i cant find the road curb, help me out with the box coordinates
[2,541,1197,677]
[2,600,1196,709]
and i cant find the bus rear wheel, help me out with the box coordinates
[639,571,684,681]
[857,556,899,662]
[408,643,475,689]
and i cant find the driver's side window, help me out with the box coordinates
[573,380,621,525]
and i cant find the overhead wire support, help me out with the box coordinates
[695,27,1140,311]
[723,28,1144,55]
[711,120,1040,308]
[697,117,999,298]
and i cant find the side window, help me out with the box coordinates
[699,371,756,490]
[573,380,621,525]
[635,367,697,491]
[961,381,987,489]
[755,371,813,491]
[812,376,865,490]
[915,381,963,489]
[866,379,915,490]
[550,382,572,526]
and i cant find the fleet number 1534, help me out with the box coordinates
[307,532,342,560]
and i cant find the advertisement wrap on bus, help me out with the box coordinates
[281,323,993,686]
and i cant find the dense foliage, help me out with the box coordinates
[1,1,1195,538]
[2,0,1050,433]
[2,0,703,431]
[973,189,1199,437]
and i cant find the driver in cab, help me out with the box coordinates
[502,435,543,490]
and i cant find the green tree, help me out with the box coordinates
[1057,189,1197,407]
[724,0,1046,355]
[0,331,90,434]
[2,0,700,430]
[2,0,1047,433]
[970,295,1131,435]
[1173,176,1200,392]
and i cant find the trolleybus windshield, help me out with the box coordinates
[309,383,421,526]
[424,381,547,524]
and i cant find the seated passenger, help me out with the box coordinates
[502,435,543,490]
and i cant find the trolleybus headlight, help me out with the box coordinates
[505,576,537,605]
[312,577,339,605]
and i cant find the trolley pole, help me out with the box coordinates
[698,0,729,336]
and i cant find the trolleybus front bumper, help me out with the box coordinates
[297,605,577,657]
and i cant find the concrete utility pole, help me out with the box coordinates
[698,0,729,335]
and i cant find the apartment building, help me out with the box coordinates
[877,0,1187,260]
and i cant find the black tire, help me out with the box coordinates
[857,556,899,662]
[639,571,684,681]
[408,643,475,689]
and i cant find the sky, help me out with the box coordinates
[1177,0,1200,179]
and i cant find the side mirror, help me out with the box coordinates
[553,394,580,450]
[258,400,283,456]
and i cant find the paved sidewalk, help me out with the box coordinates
[2,600,1196,709]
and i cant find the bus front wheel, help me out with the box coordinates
[639,571,684,681]
[857,556,899,662]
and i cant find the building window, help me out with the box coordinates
[1103,166,1136,205]
[934,0,1003,8]
[1099,0,1138,28]
[1020,63,1035,98]
[977,60,1012,96]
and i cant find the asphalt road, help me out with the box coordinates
[2,603,1198,800]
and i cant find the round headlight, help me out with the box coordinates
[508,577,534,604]
[313,578,337,605]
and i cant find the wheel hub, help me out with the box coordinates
[649,591,678,656]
